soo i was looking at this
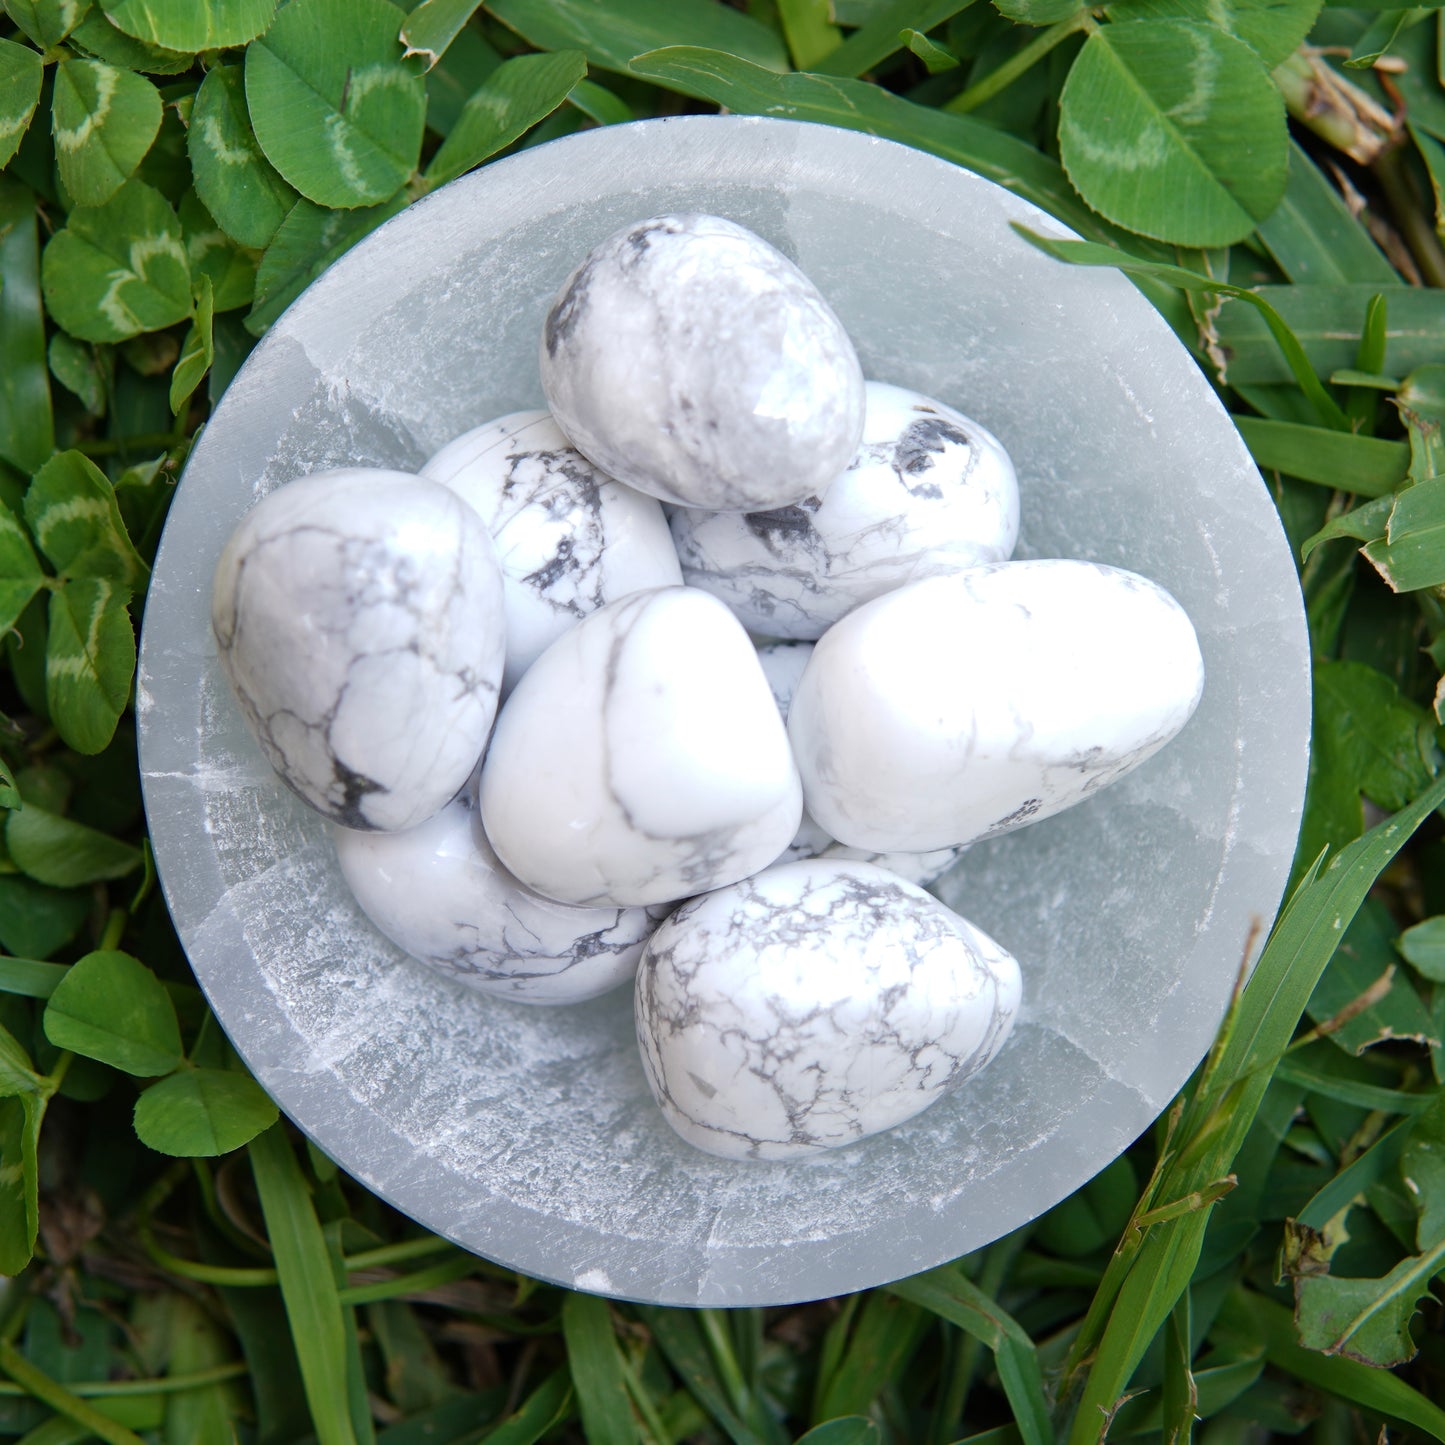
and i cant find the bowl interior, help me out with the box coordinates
[137,115,1310,1306]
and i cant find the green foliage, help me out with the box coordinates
[424,48,587,186]
[1058,21,1288,245]
[3,0,1445,1441]
[41,180,191,342]
[187,63,295,249]
[51,57,161,206]
[244,0,426,209]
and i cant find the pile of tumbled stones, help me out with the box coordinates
[211,215,1204,1161]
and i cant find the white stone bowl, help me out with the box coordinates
[137,116,1311,1306]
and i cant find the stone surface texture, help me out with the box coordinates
[673,382,1019,638]
[756,641,969,885]
[539,213,865,512]
[333,796,666,1004]
[211,468,504,832]
[636,859,1022,1160]
[791,561,1206,853]
[480,586,802,907]
[420,410,682,693]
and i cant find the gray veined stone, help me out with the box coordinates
[636,859,1021,1160]
[539,213,865,513]
[211,468,505,832]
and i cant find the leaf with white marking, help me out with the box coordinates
[45,574,135,755]
[1057,19,1288,246]
[0,38,43,171]
[101,0,275,50]
[41,179,191,342]
[24,450,149,589]
[1106,0,1322,68]
[424,49,587,186]
[52,58,162,208]
[188,63,297,250]
[245,0,426,209]
[4,0,91,48]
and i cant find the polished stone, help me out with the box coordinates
[790,562,1206,853]
[420,410,681,693]
[480,586,802,907]
[333,796,664,1004]
[673,382,1018,638]
[540,213,865,512]
[211,468,504,831]
[756,641,969,885]
[636,859,1022,1160]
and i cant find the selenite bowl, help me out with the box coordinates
[137,116,1311,1307]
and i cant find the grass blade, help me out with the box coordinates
[1063,773,1445,1441]
[1214,284,1445,388]
[1255,139,1397,286]
[248,1126,359,1445]
[637,1305,771,1445]
[1214,1288,1445,1440]
[889,1268,1054,1445]
[0,1342,147,1445]
[811,0,975,77]
[480,1368,572,1445]
[1234,417,1409,496]
[815,1292,930,1423]
[1012,229,1352,429]
[560,1293,640,1445]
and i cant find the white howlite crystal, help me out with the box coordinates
[672,382,1020,638]
[757,642,970,886]
[636,859,1022,1160]
[539,214,865,512]
[479,586,802,908]
[420,410,682,692]
[333,797,664,1004]
[212,468,505,832]
[789,561,1206,853]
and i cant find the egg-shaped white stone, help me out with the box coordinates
[212,468,505,831]
[789,561,1205,853]
[672,382,1019,638]
[420,411,682,693]
[333,796,664,1004]
[479,586,802,907]
[757,642,970,886]
[539,214,865,512]
[636,859,1021,1161]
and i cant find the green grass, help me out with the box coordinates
[5,0,1445,1440]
